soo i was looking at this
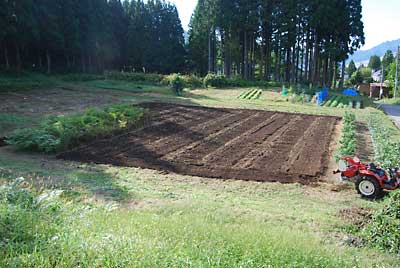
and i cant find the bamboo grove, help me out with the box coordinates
[0,0,185,74]
[188,0,365,86]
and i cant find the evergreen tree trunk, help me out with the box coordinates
[243,31,248,80]
[265,38,271,80]
[46,50,51,74]
[323,57,328,86]
[66,54,71,70]
[285,48,291,83]
[339,59,345,89]
[333,62,337,89]
[4,46,10,70]
[250,33,255,79]
[208,26,213,73]
[300,44,304,81]
[304,33,309,82]
[274,47,279,81]
[38,52,43,70]
[221,30,228,76]
[295,42,300,83]
[81,52,86,72]
[313,33,319,85]
[15,43,21,72]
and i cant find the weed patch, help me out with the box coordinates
[6,104,146,153]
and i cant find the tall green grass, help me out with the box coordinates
[0,181,378,268]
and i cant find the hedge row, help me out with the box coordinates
[102,71,282,89]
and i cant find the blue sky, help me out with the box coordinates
[171,0,400,50]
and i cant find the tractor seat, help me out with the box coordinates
[368,163,385,178]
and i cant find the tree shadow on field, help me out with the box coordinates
[183,91,218,101]
[66,167,131,201]
[58,118,209,177]
[0,148,132,202]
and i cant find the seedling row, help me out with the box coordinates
[238,88,263,100]
[323,96,363,109]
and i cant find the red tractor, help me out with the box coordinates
[334,156,400,199]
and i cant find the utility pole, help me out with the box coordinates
[395,45,399,99]
[380,64,384,99]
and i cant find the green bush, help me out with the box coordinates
[337,111,356,159]
[104,71,163,83]
[203,73,228,88]
[6,104,146,153]
[169,74,184,95]
[225,76,281,88]
[363,190,400,254]
[161,73,203,89]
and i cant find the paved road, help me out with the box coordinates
[379,103,400,129]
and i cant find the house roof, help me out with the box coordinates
[370,82,388,87]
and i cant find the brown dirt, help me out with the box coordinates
[59,103,340,184]
[0,85,123,117]
[355,122,374,162]
[338,207,372,228]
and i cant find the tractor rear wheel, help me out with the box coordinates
[355,176,382,199]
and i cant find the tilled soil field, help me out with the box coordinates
[59,103,339,184]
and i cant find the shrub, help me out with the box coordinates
[161,74,203,90]
[169,74,184,95]
[6,104,146,153]
[203,73,228,88]
[225,76,281,88]
[363,190,400,254]
[104,71,163,83]
[182,74,203,89]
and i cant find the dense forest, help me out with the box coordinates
[188,0,365,87]
[0,0,365,87]
[0,0,185,74]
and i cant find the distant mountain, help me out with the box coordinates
[348,39,400,64]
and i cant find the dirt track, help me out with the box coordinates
[59,103,339,183]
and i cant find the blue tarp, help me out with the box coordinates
[342,88,359,96]
[317,87,329,105]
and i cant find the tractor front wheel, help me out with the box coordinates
[355,176,382,199]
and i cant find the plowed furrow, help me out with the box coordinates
[157,111,248,159]
[167,112,271,164]
[286,118,337,176]
[201,112,281,165]
[233,115,300,169]
[249,116,315,170]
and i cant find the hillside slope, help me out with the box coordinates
[349,39,400,63]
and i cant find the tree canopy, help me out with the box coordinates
[368,55,381,71]
[0,0,185,74]
[188,0,365,85]
[347,60,357,77]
